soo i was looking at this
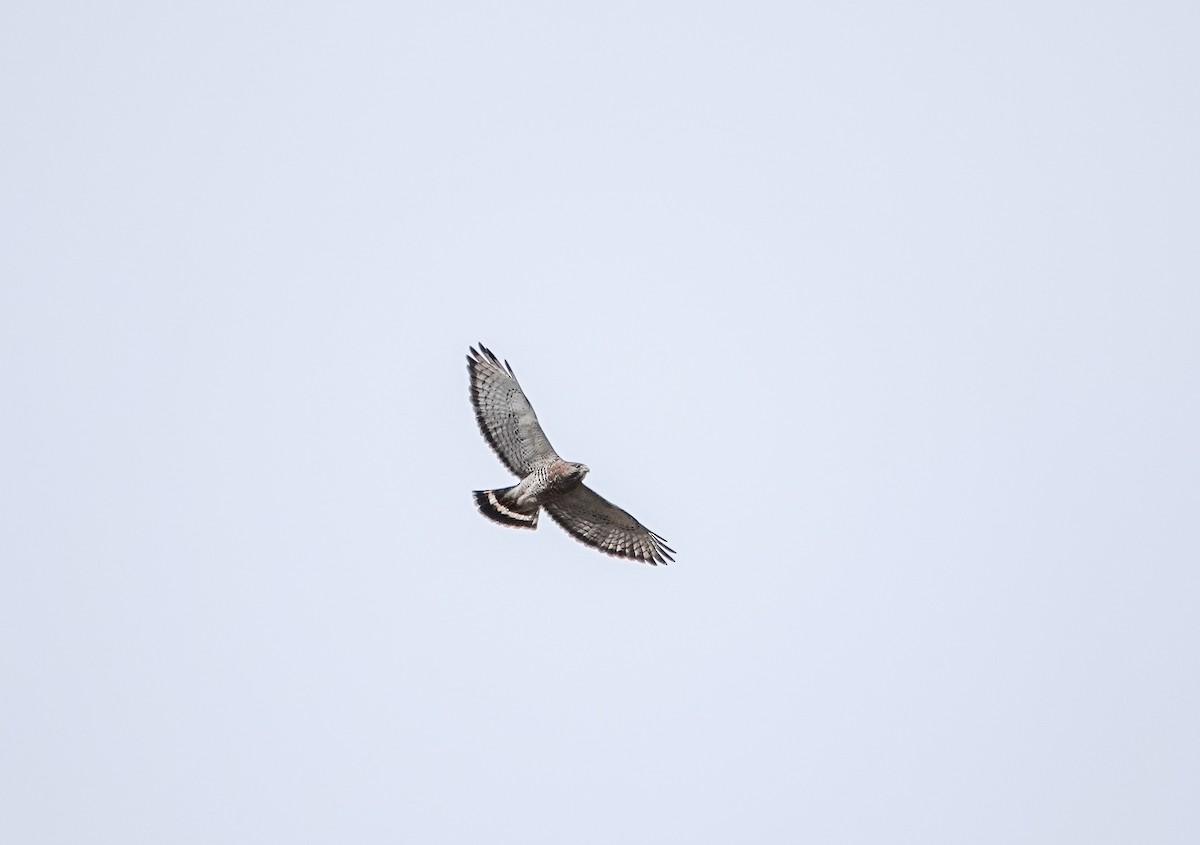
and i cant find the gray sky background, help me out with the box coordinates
[3,2,1198,842]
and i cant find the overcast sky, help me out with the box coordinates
[3,2,1198,843]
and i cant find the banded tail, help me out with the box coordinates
[473,486,539,529]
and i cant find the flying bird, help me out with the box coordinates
[467,344,674,565]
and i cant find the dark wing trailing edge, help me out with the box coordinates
[543,484,675,566]
[467,344,560,477]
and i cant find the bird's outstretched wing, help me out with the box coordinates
[544,484,675,565]
[467,344,560,477]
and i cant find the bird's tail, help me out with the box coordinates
[473,486,539,530]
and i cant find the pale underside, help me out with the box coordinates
[467,344,674,565]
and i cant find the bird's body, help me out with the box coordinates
[472,459,588,529]
[467,344,674,565]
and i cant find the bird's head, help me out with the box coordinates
[573,463,591,479]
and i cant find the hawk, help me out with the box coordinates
[467,344,675,565]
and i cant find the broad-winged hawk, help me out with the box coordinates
[467,344,674,565]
